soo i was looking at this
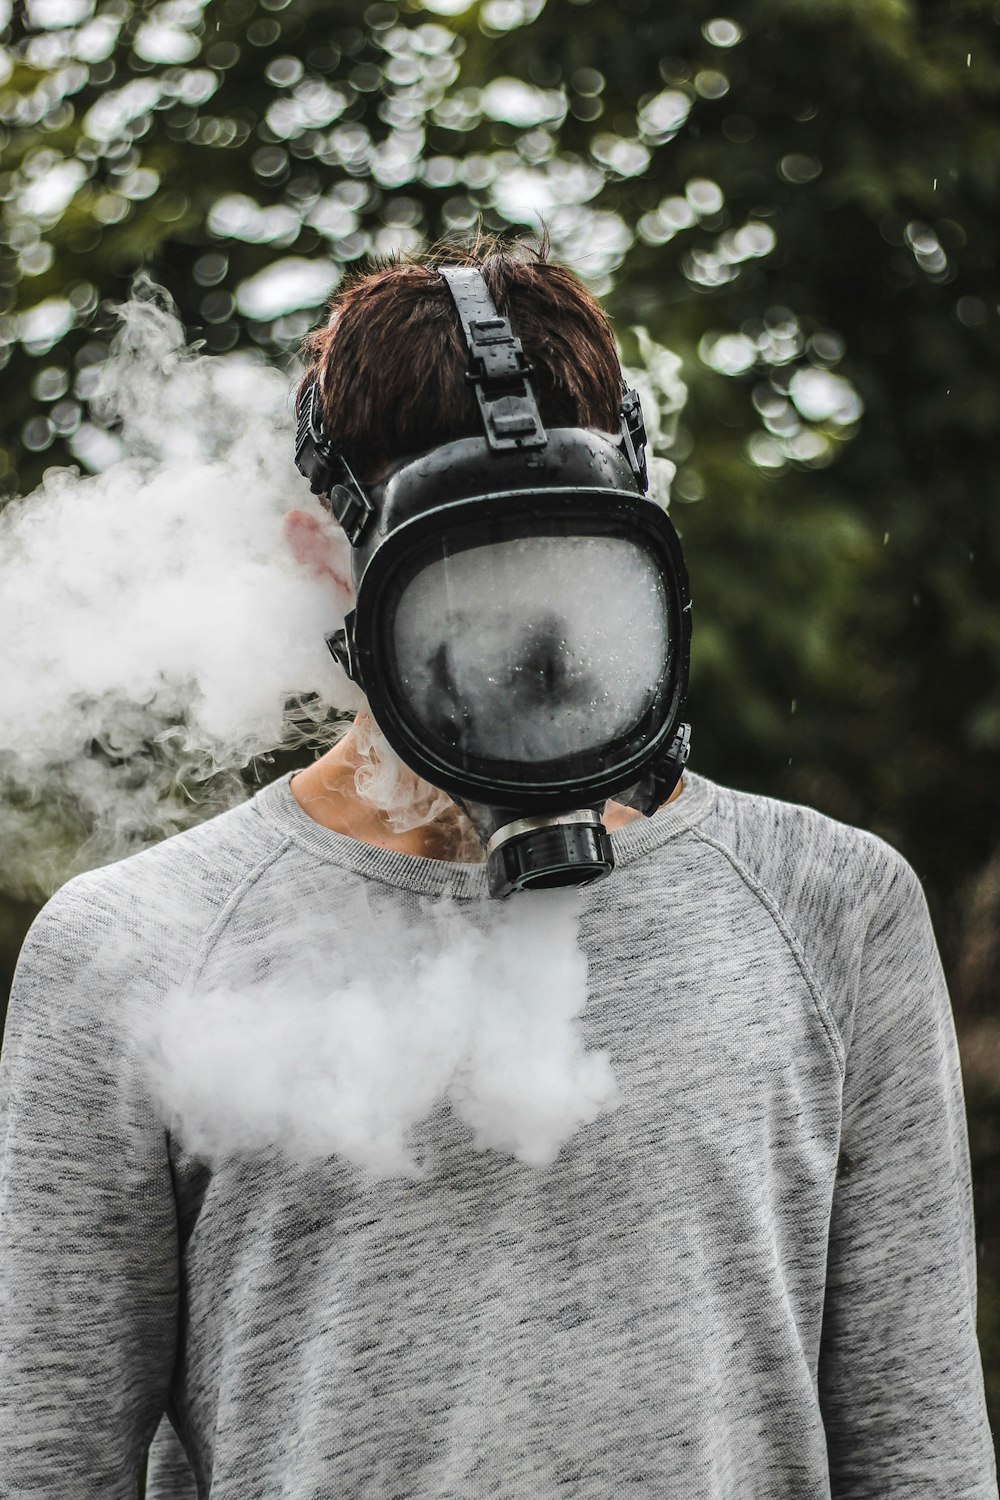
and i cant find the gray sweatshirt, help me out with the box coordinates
[0,770,995,1499]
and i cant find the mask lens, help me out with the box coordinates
[387,532,670,770]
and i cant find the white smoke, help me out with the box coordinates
[350,713,456,835]
[141,887,620,1179]
[627,326,688,502]
[0,278,362,900]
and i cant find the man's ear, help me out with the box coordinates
[283,510,353,601]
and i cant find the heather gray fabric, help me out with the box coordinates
[1,770,996,1499]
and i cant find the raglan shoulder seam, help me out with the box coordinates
[689,823,847,1077]
[178,833,295,992]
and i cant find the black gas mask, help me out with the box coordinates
[295,266,692,897]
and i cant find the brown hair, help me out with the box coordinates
[299,237,624,475]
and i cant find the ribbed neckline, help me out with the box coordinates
[253,769,716,900]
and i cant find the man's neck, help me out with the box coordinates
[290,721,681,863]
[291,735,480,862]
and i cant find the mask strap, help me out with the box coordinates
[438,266,547,452]
[293,376,374,545]
[619,384,649,492]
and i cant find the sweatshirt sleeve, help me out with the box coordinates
[0,875,180,1497]
[817,847,998,1496]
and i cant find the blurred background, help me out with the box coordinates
[1,0,998,1436]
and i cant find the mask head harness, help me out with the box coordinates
[295,265,692,898]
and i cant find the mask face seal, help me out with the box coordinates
[295,265,692,897]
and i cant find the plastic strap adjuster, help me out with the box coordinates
[619,386,649,492]
[293,379,374,546]
[439,267,547,452]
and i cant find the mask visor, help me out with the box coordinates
[383,525,672,796]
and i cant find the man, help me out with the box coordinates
[1,244,996,1498]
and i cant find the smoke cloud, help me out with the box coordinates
[0,278,360,900]
[141,887,620,1179]
[350,713,457,836]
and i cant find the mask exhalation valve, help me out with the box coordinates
[484,810,615,898]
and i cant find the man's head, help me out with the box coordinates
[291,239,692,897]
[299,239,625,480]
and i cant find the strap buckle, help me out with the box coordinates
[614,722,692,816]
[294,379,374,546]
[440,268,547,452]
[619,386,649,491]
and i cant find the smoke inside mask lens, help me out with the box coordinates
[389,534,670,765]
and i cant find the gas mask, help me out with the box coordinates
[295,266,692,897]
